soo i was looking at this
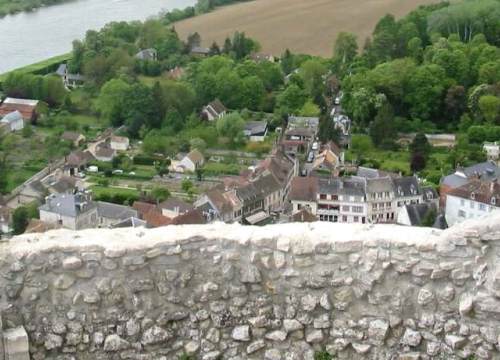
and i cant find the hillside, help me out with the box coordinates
[175,0,443,56]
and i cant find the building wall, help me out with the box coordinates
[179,158,195,172]
[445,194,498,227]
[40,208,98,230]
[110,141,128,151]
[2,214,500,359]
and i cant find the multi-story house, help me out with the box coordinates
[289,177,318,215]
[39,192,98,230]
[393,176,423,207]
[282,116,319,156]
[445,179,499,227]
[289,176,368,224]
[440,161,499,207]
[317,177,368,224]
[252,149,298,210]
[195,187,243,223]
[365,177,396,223]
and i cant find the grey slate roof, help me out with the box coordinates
[56,63,67,76]
[393,176,421,198]
[441,161,499,187]
[111,217,148,228]
[318,177,366,197]
[135,48,157,60]
[404,203,436,226]
[366,177,393,194]
[244,121,268,136]
[422,187,439,202]
[40,193,96,217]
[97,201,138,220]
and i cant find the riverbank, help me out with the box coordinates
[0,53,71,85]
[0,0,73,17]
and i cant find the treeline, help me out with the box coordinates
[330,0,500,147]
[161,0,251,25]
[0,0,68,17]
[2,72,66,106]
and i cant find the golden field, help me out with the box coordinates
[175,0,441,56]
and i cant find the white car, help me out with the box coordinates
[112,169,123,175]
[312,142,319,151]
[334,97,340,105]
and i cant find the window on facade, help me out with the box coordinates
[372,204,377,210]
[342,206,350,212]
[354,216,359,222]
[384,191,390,198]
[342,216,347,222]
[349,196,354,202]
[362,217,366,224]
[458,210,466,217]
[386,202,391,208]
[353,206,363,213]
[332,195,338,200]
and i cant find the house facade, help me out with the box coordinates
[110,136,130,151]
[179,149,204,172]
[201,100,227,121]
[445,180,500,227]
[0,206,12,235]
[484,142,499,161]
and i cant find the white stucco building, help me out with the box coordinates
[445,180,499,227]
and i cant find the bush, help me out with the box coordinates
[314,350,334,360]
[133,154,160,166]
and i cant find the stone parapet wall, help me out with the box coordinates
[1,214,500,359]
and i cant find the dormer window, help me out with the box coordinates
[492,197,497,206]
[471,192,475,200]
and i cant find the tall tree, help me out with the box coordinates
[369,102,397,149]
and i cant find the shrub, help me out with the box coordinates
[314,350,334,360]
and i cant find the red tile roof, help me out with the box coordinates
[171,209,206,225]
[143,210,172,227]
[132,201,157,218]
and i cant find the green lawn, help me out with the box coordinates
[347,134,450,184]
[4,165,45,193]
[348,134,411,174]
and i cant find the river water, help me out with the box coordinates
[0,0,196,74]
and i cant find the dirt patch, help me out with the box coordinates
[175,0,440,56]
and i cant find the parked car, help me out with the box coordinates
[307,151,314,163]
[87,166,98,173]
[334,97,340,105]
[312,142,319,151]
[76,172,86,178]
[300,169,307,177]
[112,169,123,175]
